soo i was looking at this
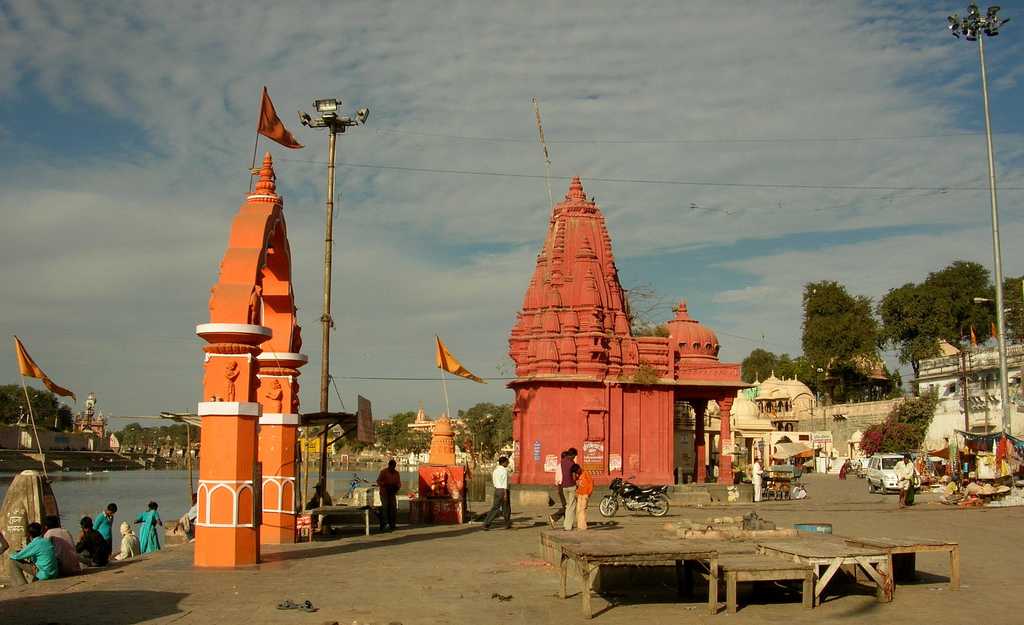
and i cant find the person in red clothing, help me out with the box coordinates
[575,465,594,531]
[376,459,403,532]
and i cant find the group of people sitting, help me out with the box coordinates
[1,501,164,583]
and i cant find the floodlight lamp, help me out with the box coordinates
[968,3,980,18]
[314,98,339,113]
[356,107,369,124]
[987,6,1000,19]
[298,110,312,126]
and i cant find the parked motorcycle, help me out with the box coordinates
[598,476,671,517]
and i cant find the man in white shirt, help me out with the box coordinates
[894,454,915,508]
[751,457,764,503]
[482,457,511,530]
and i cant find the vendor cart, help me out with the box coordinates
[764,465,800,500]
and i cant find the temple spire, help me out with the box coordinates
[566,176,585,201]
[254,152,277,195]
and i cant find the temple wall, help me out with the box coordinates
[512,382,673,485]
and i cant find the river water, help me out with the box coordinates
[0,469,420,527]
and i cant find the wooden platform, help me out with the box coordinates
[549,532,719,618]
[716,554,814,613]
[839,536,960,590]
[757,536,893,606]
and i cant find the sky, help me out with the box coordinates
[2,1,1024,429]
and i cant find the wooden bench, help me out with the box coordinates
[757,536,893,606]
[556,537,719,618]
[839,536,960,590]
[714,554,814,614]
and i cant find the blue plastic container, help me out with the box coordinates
[793,523,833,534]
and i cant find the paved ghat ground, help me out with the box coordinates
[2,475,1022,625]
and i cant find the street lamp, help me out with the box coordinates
[948,4,1012,434]
[298,97,369,498]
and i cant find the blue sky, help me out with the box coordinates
[2,1,1024,427]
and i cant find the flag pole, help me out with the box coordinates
[440,368,453,422]
[248,135,260,192]
[17,375,48,480]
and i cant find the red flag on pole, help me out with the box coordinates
[257,87,303,149]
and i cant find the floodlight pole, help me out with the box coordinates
[975,32,1012,436]
[949,5,1012,434]
[300,99,369,502]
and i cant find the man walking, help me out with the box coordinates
[894,454,915,508]
[548,450,568,528]
[482,457,512,530]
[561,448,580,531]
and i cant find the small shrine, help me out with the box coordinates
[411,415,467,523]
[73,392,107,439]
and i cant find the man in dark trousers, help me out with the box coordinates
[375,459,403,531]
[482,456,511,530]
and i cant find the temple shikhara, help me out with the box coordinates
[509,177,746,485]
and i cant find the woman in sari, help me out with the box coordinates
[134,501,162,553]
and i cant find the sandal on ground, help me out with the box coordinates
[277,600,300,610]
[300,600,318,613]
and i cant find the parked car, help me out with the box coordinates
[865,453,904,493]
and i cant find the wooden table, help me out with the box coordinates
[715,554,814,613]
[840,536,960,590]
[556,536,719,618]
[757,537,893,606]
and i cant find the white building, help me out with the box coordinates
[915,341,1024,449]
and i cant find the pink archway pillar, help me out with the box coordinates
[717,396,734,485]
[692,399,708,483]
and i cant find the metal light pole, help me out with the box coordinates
[299,99,369,498]
[948,4,1012,434]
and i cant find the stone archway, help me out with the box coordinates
[194,153,306,568]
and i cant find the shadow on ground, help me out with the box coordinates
[0,590,188,625]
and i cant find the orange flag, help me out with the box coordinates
[257,86,303,149]
[435,336,486,384]
[992,321,998,340]
[13,336,76,401]
[970,326,978,347]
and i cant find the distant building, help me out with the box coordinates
[73,392,107,439]
[916,340,1024,449]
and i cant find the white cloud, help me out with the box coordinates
[1,0,1023,422]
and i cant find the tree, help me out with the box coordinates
[373,411,430,455]
[878,283,951,379]
[114,422,192,448]
[454,402,513,463]
[0,384,73,431]
[924,261,994,343]
[859,391,938,456]
[741,349,779,383]
[802,281,879,369]
[1001,275,1024,343]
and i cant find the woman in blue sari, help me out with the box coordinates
[134,501,162,553]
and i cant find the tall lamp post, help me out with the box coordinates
[299,99,369,498]
[948,4,1012,434]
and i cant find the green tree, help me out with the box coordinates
[114,422,192,448]
[373,411,431,454]
[454,402,513,463]
[878,283,951,379]
[0,384,73,431]
[741,348,779,383]
[859,391,937,455]
[801,281,881,402]
[1001,275,1024,343]
[924,261,994,343]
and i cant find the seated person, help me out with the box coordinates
[115,522,141,561]
[43,515,80,576]
[305,483,333,510]
[172,495,199,541]
[9,522,58,582]
[76,516,111,567]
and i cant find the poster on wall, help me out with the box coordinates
[582,441,605,472]
[544,454,560,473]
[532,440,541,461]
[608,453,622,472]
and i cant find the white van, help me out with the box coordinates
[866,453,904,493]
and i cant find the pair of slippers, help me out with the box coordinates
[277,599,318,612]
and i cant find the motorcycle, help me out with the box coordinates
[598,476,671,517]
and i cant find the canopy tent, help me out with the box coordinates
[774,441,813,459]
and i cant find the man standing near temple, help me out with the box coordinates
[376,459,403,532]
[481,456,511,530]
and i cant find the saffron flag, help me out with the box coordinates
[970,326,978,347]
[435,336,486,384]
[992,321,998,340]
[13,336,76,401]
[257,86,303,149]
